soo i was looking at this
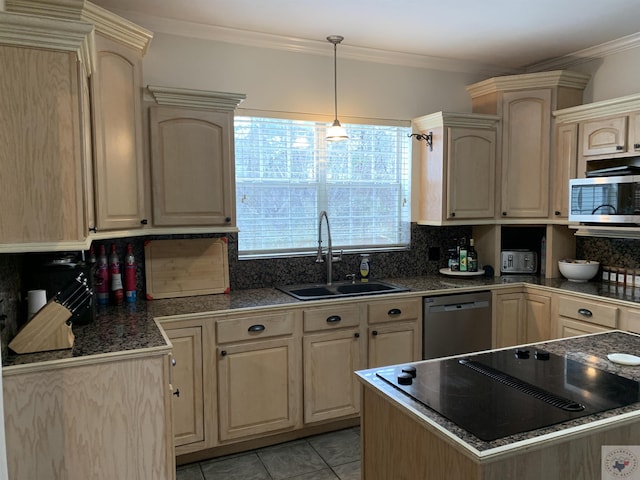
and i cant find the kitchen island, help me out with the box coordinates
[356,330,640,480]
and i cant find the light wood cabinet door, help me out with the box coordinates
[3,355,174,480]
[217,337,301,441]
[368,322,420,368]
[523,292,552,343]
[303,329,362,423]
[493,291,524,348]
[558,317,613,337]
[553,123,578,217]
[630,111,640,154]
[165,326,204,448]
[149,106,235,227]
[0,45,88,245]
[580,115,628,157]
[91,34,147,231]
[500,89,551,218]
[447,127,496,219]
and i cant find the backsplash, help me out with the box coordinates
[577,237,640,269]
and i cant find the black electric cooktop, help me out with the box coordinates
[376,348,640,441]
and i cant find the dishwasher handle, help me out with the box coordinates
[428,300,490,313]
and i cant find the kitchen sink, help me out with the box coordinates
[276,280,410,300]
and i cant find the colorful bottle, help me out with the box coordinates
[109,244,124,305]
[360,254,371,282]
[467,238,478,272]
[124,243,137,303]
[459,238,468,272]
[96,245,109,305]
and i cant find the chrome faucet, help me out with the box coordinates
[316,210,342,285]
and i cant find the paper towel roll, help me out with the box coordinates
[27,289,47,319]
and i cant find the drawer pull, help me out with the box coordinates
[326,315,342,323]
[388,308,402,316]
[173,389,180,398]
[248,324,266,332]
[578,308,593,317]
[372,330,378,337]
[220,350,227,357]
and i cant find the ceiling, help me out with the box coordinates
[93,0,640,72]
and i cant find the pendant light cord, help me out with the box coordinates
[333,40,338,122]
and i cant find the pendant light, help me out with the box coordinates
[326,35,348,142]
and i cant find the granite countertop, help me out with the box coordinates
[4,274,640,369]
[356,330,640,457]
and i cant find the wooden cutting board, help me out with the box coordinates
[144,238,230,300]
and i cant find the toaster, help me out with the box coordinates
[500,250,538,274]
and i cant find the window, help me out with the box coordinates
[235,115,411,257]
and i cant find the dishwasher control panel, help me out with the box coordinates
[501,250,538,274]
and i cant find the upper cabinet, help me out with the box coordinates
[148,86,245,228]
[88,6,152,231]
[467,71,590,220]
[0,13,94,251]
[413,112,500,225]
[554,93,640,178]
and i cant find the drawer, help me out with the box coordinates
[216,311,296,344]
[303,304,360,332]
[368,298,420,324]
[558,296,618,328]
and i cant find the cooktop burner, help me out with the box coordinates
[376,348,640,441]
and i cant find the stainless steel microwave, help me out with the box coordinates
[569,175,640,224]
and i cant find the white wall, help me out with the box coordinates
[142,33,483,121]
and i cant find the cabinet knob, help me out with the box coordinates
[635,143,640,150]
[502,211,507,216]
[450,212,456,217]
[220,350,227,357]
[225,217,232,223]
[388,308,402,316]
[248,324,265,332]
[555,211,561,216]
[140,218,148,225]
[354,332,360,338]
[88,226,97,233]
[578,308,593,317]
[372,330,378,337]
[326,315,342,323]
[173,389,180,398]
[171,358,177,367]
[616,145,624,151]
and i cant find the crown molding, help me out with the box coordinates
[466,70,592,98]
[526,32,640,72]
[412,111,501,130]
[554,92,640,123]
[5,0,153,53]
[0,11,95,74]
[147,85,246,111]
[104,8,519,77]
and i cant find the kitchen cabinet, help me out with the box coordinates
[492,287,551,347]
[552,123,578,218]
[3,352,175,479]
[0,14,93,250]
[90,15,152,231]
[216,310,302,441]
[148,86,245,228]
[553,293,618,338]
[467,70,589,220]
[366,297,421,368]
[413,112,500,225]
[619,305,640,334]
[164,323,205,450]
[302,304,363,423]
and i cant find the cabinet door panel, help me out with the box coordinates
[493,292,524,348]
[558,318,613,338]
[581,116,628,156]
[303,330,361,423]
[501,90,551,218]
[524,293,551,343]
[166,326,204,447]
[447,127,496,219]
[553,123,578,216]
[368,323,419,368]
[150,106,234,226]
[217,338,300,440]
[92,36,146,230]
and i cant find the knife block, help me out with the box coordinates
[9,301,75,354]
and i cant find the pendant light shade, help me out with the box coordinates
[326,35,348,142]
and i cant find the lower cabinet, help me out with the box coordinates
[3,353,175,480]
[553,294,618,338]
[367,298,422,368]
[493,287,551,348]
[164,323,205,449]
[302,304,363,424]
[216,310,302,441]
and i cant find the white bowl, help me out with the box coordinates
[558,260,600,282]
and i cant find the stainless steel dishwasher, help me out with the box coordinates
[423,291,492,359]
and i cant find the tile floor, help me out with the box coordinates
[176,427,361,480]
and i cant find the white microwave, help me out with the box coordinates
[569,175,640,224]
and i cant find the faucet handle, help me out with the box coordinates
[345,273,356,284]
[332,249,343,263]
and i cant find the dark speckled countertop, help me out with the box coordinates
[4,274,640,369]
[356,330,640,456]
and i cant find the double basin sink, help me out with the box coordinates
[276,280,410,301]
